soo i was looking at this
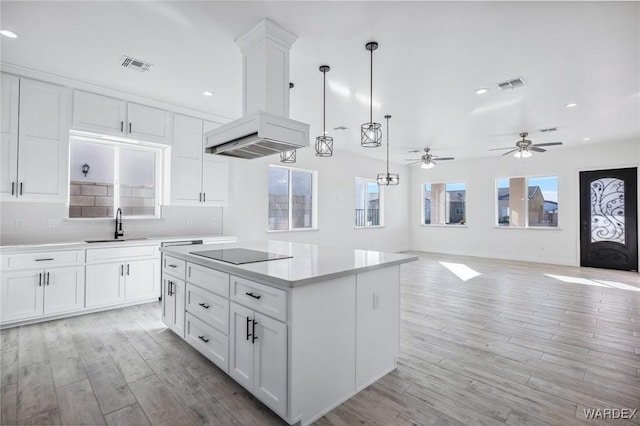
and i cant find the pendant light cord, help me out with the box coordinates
[323,69,326,135]
[369,47,373,124]
[386,117,390,174]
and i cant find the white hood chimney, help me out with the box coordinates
[205,19,310,159]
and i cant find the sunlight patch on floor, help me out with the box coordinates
[439,262,482,281]
[544,274,640,292]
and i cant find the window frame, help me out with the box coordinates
[495,175,559,229]
[267,164,318,232]
[67,135,165,220]
[421,181,467,226]
[354,176,384,229]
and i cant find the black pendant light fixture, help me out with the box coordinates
[376,115,399,186]
[280,150,296,163]
[361,42,382,148]
[315,65,333,157]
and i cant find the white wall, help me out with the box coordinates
[0,203,223,245]
[224,148,410,252]
[409,139,639,266]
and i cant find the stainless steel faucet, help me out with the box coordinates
[114,208,124,239]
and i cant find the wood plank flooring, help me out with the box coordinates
[1,251,639,425]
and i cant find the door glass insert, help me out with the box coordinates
[590,178,625,244]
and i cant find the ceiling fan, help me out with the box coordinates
[406,147,455,169]
[490,132,563,158]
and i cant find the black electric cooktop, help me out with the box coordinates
[190,248,293,265]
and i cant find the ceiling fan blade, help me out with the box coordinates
[436,157,455,161]
[532,142,562,147]
[489,147,515,151]
[406,161,422,166]
[501,149,518,156]
[529,147,546,152]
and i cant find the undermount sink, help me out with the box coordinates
[84,238,148,243]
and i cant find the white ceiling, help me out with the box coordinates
[1,1,638,163]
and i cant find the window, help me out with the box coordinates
[497,176,558,227]
[268,165,317,231]
[423,182,466,225]
[68,137,163,218]
[355,177,383,227]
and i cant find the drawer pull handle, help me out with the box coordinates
[198,302,210,309]
[245,292,261,300]
[168,264,178,268]
[35,258,54,262]
[198,335,209,343]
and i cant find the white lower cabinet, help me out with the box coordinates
[229,301,287,417]
[162,276,185,337]
[1,266,84,323]
[86,258,158,308]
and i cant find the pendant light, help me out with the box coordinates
[280,150,296,163]
[315,65,333,157]
[361,42,382,147]
[376,115,399,186]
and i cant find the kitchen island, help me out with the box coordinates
[159,240,418,426]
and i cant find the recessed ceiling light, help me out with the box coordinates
[583,137,590,141]
[202,91,213,97]
[0,30,18,39]
[475,88,489,95]
[565,102,578,108]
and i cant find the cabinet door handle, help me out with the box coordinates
[199,192,202,202]
[129,122,132,133]
[246,316,252,341]
[198,302,210,309]
[198,335,209,343]
[252,319,258,343]
[168,280,173,296]
[35,258,54,262]
[38,273,42,287]
[120,121,124,132]
[46,272,50,286]
[203,192,206,202]
[11,182,14,196]
[120,264,124,276]
[126,264,130,276]
[19,182,23,196]
[245,292,261,300]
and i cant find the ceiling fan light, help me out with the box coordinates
[421,161,435,169]
[514,149,532,159]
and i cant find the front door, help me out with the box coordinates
[579,167,638,271]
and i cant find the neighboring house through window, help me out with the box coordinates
[497,176,558,227]
[423,182,466,225]
[268,165,317,231]
[355,177,383,227]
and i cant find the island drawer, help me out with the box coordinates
[2,250,85,271]
[186,283,228,334]
[230,276,287,322]
[163,255,186,280]
[187,263,229,297]
[185,313,228,373]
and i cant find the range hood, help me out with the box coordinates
[205,19,309,159]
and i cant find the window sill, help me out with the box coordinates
[354,225,385,230]
[266,227,319,233]
[420,224,467,228]
[494,226,561,230]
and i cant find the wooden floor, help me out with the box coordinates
[1,252,639,425]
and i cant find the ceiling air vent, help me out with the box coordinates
[120,55,152,72]
[540,127,557,133]
[496,77,526,91]
[333,126,348,131]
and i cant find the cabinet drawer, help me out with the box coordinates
[186,284,228,334]
[163,255,186,280]
[2,250,84,271]
[86,244,158,263]
[185,313,228,372]
[187,263,229,298]
[230,276,287,322]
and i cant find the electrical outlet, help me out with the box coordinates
[211,218,217,225]
[15,219,23,229]
[187,218,193,226]
[48,218,62,228]
[373,293,380,310]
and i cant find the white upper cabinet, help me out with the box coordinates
[72,90,172,144]
[1,74,68,202]
[171,115,228,206]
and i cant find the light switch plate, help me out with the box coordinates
[48,218,62,228]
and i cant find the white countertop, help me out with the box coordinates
[0,235,236,253]
[160,240,418,288]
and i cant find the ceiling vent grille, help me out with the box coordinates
[120,56,152,72]
[540,127,557,133]
[496,77,526,90]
